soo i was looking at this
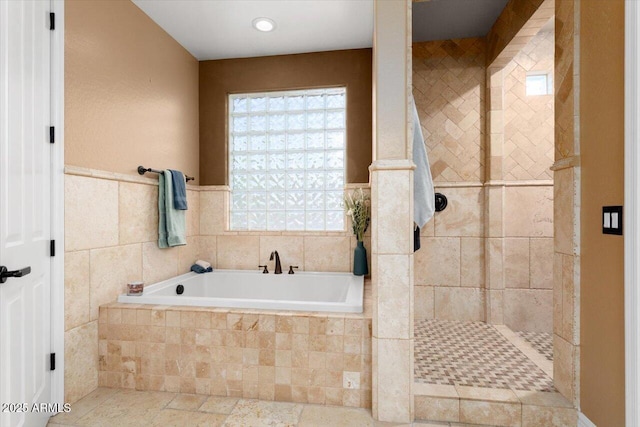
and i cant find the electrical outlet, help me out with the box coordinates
[603,206,623,235]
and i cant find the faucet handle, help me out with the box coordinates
[288,265,299,275]
[259,265,269,274]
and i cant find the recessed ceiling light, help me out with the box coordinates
[252,17,276,32]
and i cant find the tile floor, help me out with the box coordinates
[517,331,553,362]
[414,320,554,392]
[49,388,482,427]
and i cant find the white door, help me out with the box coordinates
[0,1,54,426]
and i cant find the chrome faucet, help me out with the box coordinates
[270,251,282,274]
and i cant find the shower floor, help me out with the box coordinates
[414,319,554,392]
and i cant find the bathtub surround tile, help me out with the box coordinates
[186,189,200,237]
[65,321,99,404]
[303,236,350,272]
[198,236,217,268]
[65,174,119,251]
[217,235,260,270]
[118,182,158,245]
[434,187,484,237]
[178,236,199,274]
[259,236,304,272]
[434,288,485,322]
[100,303,372,409]
[89,244,142,321]
[200,190,228,235]
[143,242,179,285]
[65,250,91,331]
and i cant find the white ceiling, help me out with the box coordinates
[131,0,374,61]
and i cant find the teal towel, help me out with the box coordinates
[158,170,186,248]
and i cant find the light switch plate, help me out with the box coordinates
[603,206,623,235]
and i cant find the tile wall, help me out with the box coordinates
[64,167,200,404]
[64,167,370,404]
[97,303,372,408]
[412,31,555,333]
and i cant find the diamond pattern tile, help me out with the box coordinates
[414,319,555,392]
[413,38,485,182]
[518,330,553,362]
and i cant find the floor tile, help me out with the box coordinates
[223,399,304,427]
[414,319,555,392]
[517,331,553,362]
[149,409,226,427]
[166,393,208,411]
[198,396,238,414]
[73,389,175,427]
[298,404,373,426]
[48,387,118,424]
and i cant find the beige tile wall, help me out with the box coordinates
[412,39,486,182]
[503,27,555,181]
[412,31,554,333]
[98,304,373,409]
[65,170,370,404]
[198,187,370,274]
[64,170,200,404]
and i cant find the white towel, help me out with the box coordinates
[412,97,435,228]
[195,260,211,269]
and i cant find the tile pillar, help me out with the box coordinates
[485,67,506,324]
[552,0,581,406]
[370,0,414,423]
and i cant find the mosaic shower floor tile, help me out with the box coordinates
[518,330,554,362]
[414,319,555,392]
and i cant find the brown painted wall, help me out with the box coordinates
[579,0,625,425]
[65,0,200,182]
[199,49,372,185]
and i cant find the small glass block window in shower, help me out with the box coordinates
[229,88,347,231]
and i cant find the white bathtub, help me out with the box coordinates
[117,270,364,313]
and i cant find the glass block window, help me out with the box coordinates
[229,88,346,231]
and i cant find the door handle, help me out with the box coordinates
[0,266,31,284]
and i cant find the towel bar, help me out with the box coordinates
[138,166,194,182]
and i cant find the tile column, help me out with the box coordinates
[485,67,506,324]
[370,0,414,423]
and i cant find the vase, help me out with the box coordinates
[353,240,368,276]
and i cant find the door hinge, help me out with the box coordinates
[50,353,56,371]
[50,13,55,31]
[50,240,55,257]
[49,126,55,144]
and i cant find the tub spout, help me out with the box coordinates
[270,251,282,274]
